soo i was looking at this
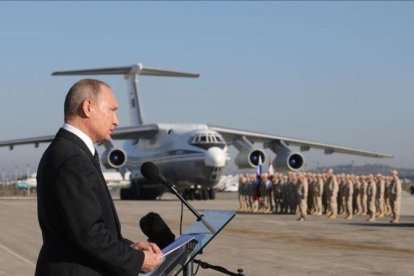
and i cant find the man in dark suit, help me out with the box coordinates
[35,79,162,275]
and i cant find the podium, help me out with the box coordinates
[145,209,236,276]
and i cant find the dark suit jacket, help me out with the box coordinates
[35,128,144,276]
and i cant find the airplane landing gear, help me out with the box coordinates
[208,188,215,200]
[120,181,164,200]
[182,186,215,200]
[120,181,140,200]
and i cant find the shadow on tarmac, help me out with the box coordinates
[348,216,414,228]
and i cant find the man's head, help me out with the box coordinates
[260,173,268,181]
[327,168,333,177]
[64,79,119,143]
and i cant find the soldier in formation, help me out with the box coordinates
[237,169,402,223]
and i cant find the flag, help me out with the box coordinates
[252,155,263,201]
[268,159,274,175]
[265,158,274,191]
[255,155,263,187]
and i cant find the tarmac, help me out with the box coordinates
[1,192,414,276]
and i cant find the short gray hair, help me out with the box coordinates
[64,79,110,121]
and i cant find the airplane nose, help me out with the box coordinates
[204,147,226,167]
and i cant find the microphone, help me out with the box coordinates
[139,212,175,249]
[140,162,217,234]
[141,162,170,186]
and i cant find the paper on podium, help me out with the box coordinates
[160,235,195,259]
[146,210,235,275]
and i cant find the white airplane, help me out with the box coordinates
[18,172,130,190]
[15,173,37,189]
[103,171,131,189]
[215,175,240,193]
[0,63,392,200]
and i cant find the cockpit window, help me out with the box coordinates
[190,133,226,150]
[210,135,220,143]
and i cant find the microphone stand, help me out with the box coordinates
[165,180,216,234]
[165,180,245,276]
[193,259,244,276]
[141,163,243,276]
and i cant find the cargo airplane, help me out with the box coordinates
[0,63,392,200]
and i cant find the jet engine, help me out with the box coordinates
[101,148,127,169]
[273,150,304,172]
[235,149,266,168]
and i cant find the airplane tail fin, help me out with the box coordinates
[52,64,200,78]
[52,63,199,125]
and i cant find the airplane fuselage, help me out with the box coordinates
[125,123,228,189]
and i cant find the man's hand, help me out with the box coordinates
[130,242,163,273]
[130,241,161,254]
[141,250,163,273]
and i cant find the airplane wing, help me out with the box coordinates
[0,135,55,150]
[111,124,159,140]
[0,124,160,150]
[209,125,392,158]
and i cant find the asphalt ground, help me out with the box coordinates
[1,192,414,276]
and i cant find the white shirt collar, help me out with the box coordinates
[62,123,95,155]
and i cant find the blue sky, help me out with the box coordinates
[1,2,413,177]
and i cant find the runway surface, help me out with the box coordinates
[1,192,414,276]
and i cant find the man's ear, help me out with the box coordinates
[81,98,93,118]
